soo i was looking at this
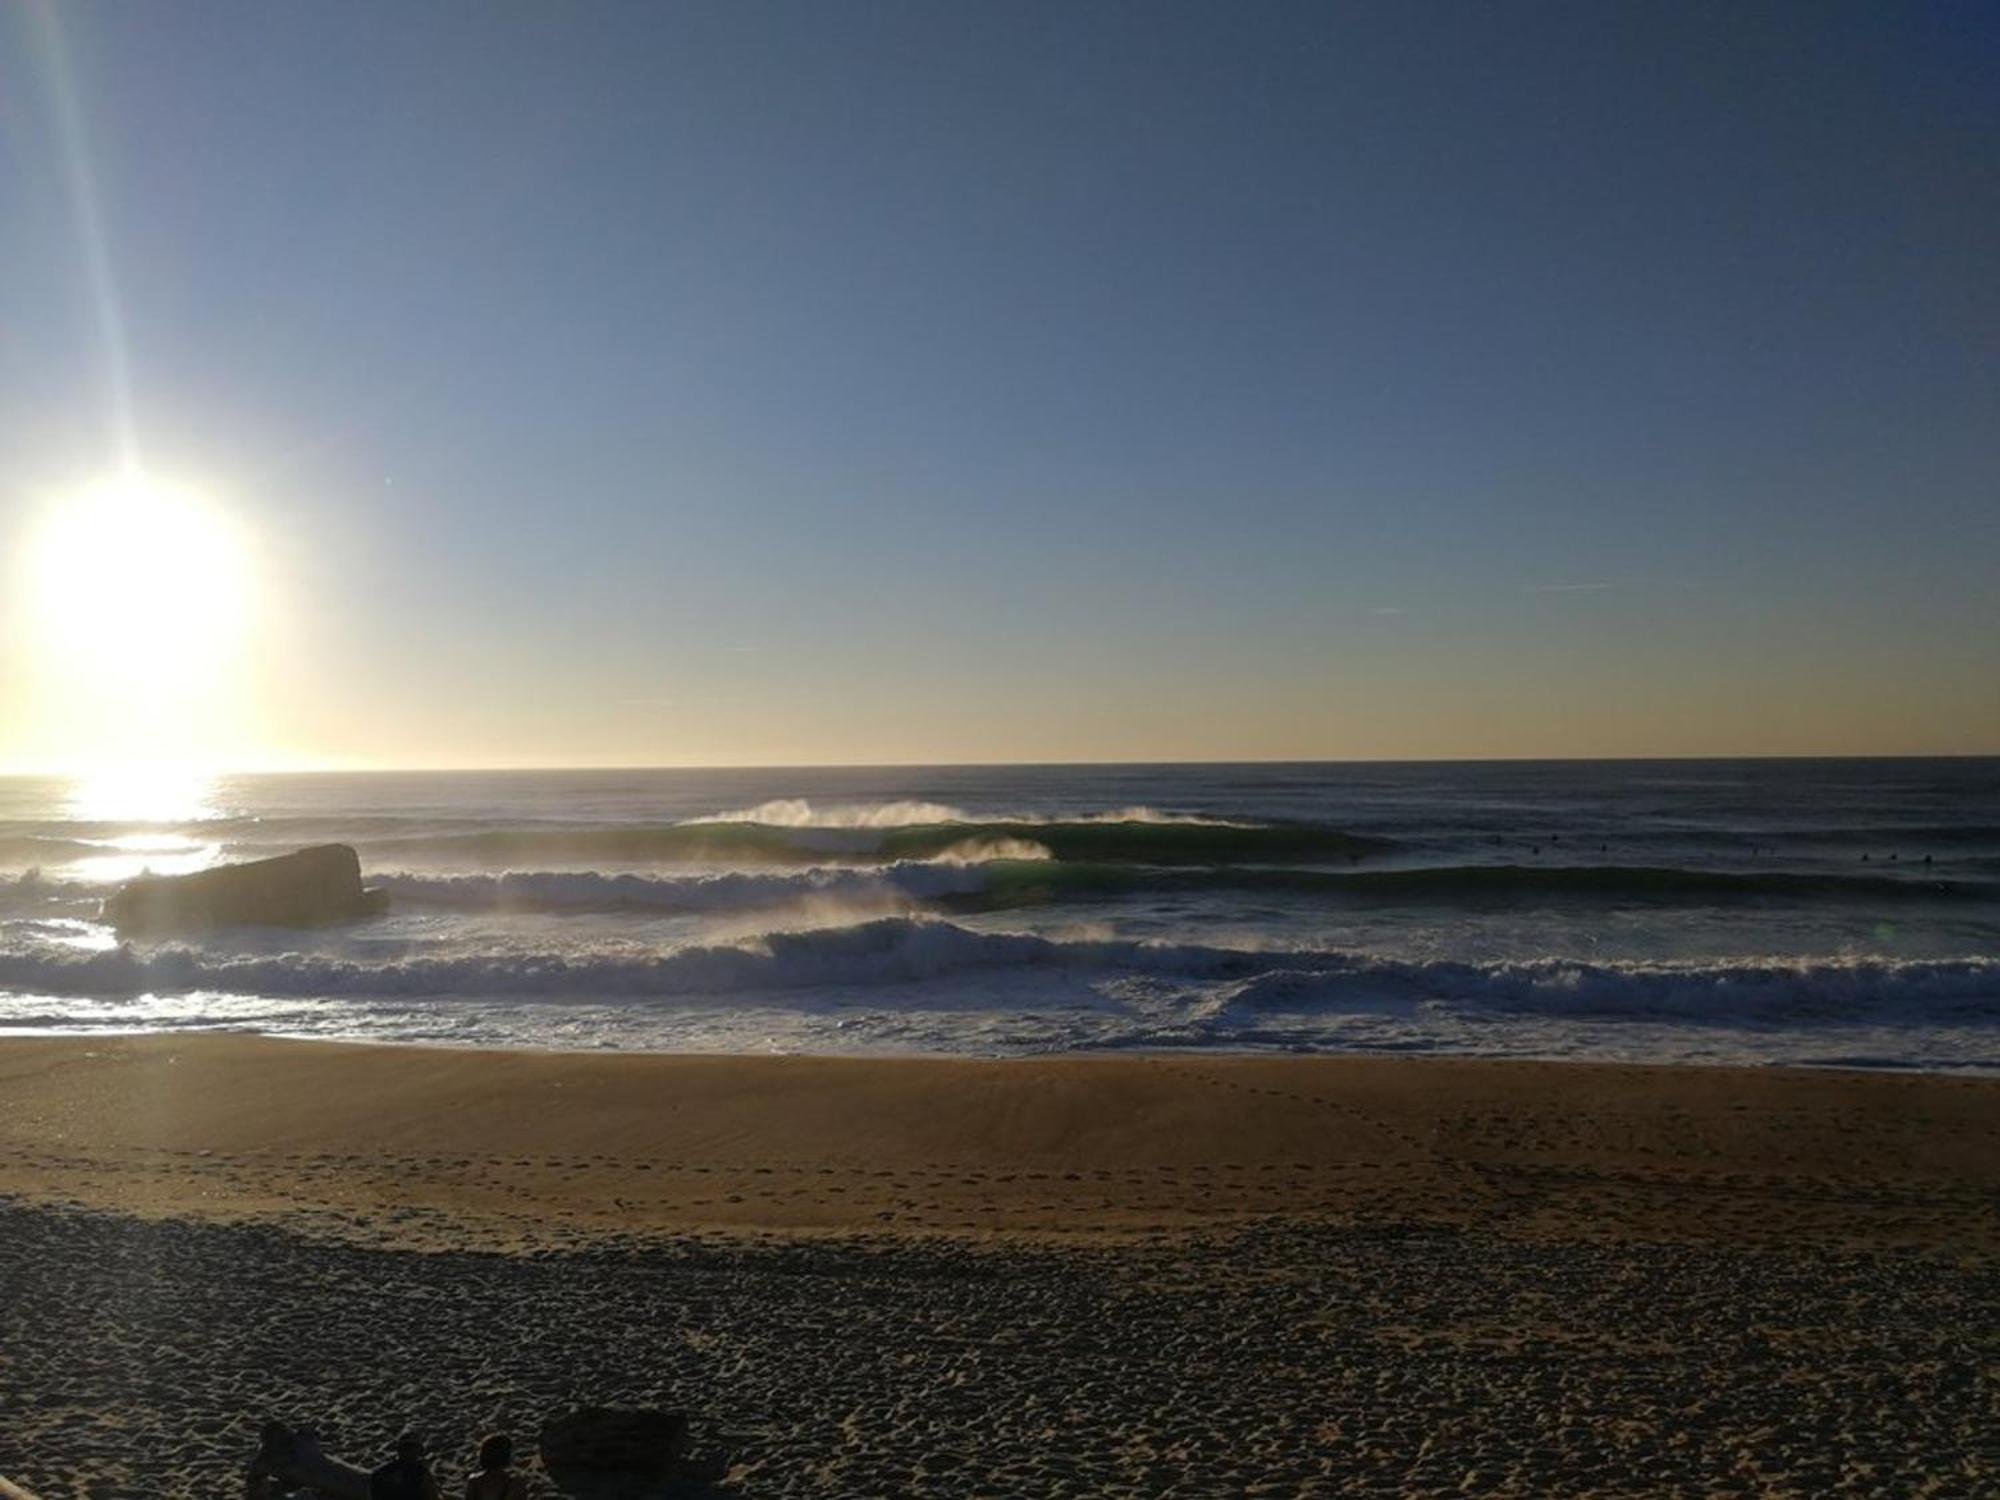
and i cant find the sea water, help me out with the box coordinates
[0,759,1995,1068]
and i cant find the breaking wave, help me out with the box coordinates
[2,917,1995,1024]
[357,817,1390,866]
[688,799,973,828]
[689,800,1247,829]
[15,857,1982,926]
[376,862,1001,914]
[369,860,1994,917]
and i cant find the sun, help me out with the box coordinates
[17,472,256,768]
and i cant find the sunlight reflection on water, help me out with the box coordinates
[62,765,220,826]
[60,766,224,878]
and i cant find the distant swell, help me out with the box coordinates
[16,859,1983,925]
[371,860,1997,916]
[981,862,1998,907]
[361,817,1391,866]
[1786,824,2000,847]
[0,836,110,865]
[876,820,1389,865]
[2,918,1996,1025]
[377,862,997,913]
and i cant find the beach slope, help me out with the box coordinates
[0,1035,1993,1250]
[2,1038,1996,1496]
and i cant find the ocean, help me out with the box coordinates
[1,759,1995,1069]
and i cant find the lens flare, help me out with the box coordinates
[17,473,257,768]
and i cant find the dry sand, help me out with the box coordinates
[1,1036,1995,1496]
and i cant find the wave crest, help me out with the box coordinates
[376,862,999,914]
[688,799,972,828]
[687,799,1245,829]
[357,818,1387,866]
[3,918,1995,1027]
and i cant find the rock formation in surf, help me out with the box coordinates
[103,844,386,935]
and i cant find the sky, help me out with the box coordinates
[0,0,1995,770]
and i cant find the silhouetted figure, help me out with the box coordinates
[371,1433,441,1500]
[464,1434,527,1500]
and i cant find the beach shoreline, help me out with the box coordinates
[2,1034,1993,1252]
[11,760,1999,1068]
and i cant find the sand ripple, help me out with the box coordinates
[1,1201,1994,1497]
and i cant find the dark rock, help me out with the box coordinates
[538,1407,690,1477]
[103,844,386,935]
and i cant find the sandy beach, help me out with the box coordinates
[2,1037,1996,1495]
[6,0,1995,1487]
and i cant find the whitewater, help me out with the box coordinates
[1,759,1996,1068]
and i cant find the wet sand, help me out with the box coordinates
[1,1036,1996,1496]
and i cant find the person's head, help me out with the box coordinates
[477,1434,513,1474]
[396,1433,428,1464]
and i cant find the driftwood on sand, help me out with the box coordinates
[244,1422,369,1500]
[1,1475,48,1500]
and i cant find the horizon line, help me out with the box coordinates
[4,749,1996,778]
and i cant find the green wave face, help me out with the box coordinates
[954,860,1996,910]
[364,819,1396,866]
[364,824,853,863]
[876,821,1394,864]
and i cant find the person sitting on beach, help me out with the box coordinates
[370,1432,442,1500]
[464,1433,528,1500]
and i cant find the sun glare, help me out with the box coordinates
[17,473,257,768]
[63,761,220,826]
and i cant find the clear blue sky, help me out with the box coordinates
[2,1,1995,767]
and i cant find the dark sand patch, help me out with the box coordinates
[2,1202,1994,1498]
[1,1037,1996,1495]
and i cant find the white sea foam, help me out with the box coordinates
[689,799,1242,829]
[1200,955,2000,1024]
[2,916,1995,1067]
[689,799,974,828]
[3,761,1996,1066]
[928,838,1052,863]
[2,918,1994,1021]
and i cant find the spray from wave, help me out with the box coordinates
[3,917,1995,1026]
[690,799,1248,829]
[929,837,1052,864]
[349,817,1382,866]
[688,799,971,829]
